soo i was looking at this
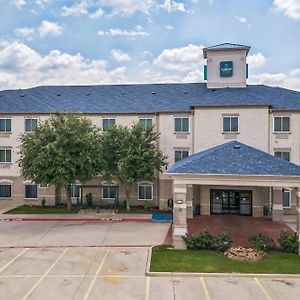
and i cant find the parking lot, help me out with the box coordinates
[0,221,300,299]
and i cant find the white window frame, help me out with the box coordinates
[25,118,38,132]
[273,116,290,133]
[70,184,81,198]
[102,186,117,200]
[39,183,48,188]
[139,118,153,132]
[25,184,38,199]
[0,148,12,164]
[222,116,239,133]
[282,190,291,209]
[0,183,12,198]
[274,150,290,162]
[102,118,116,131]
[0,118,12,133]
[174,117,190,133]
[174,149,190,163]
[138,184,153,201]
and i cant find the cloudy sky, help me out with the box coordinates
[0,0,299,90]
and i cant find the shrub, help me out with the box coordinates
[250,233,275,252]
[86,193,93,207]
[278,230,298,254]
[215,233,232,253]
[183,230,215,250]
[41,197,46,208]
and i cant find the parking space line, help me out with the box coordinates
[145,276,151,300]
[0,248,29,274]
[83,248,110,300]
[200,277,211,300]
[22,247,69,300]
[254,278,272,300]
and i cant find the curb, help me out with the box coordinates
[145,246,300,278]
[0,217,152,222]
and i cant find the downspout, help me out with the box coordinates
[268,109,272,216]
[155,112,160,209]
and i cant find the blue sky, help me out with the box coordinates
[0,0,299,90]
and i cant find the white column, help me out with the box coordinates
[172,182,187,249]
[296,188,300,255]
[272,187,284,223]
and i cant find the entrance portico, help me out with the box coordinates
[167,141,300,253]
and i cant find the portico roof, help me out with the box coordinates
[167,141,300,177]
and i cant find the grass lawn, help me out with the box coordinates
[4,205,77,214]
[150,245,300,274]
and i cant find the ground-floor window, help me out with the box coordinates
[0,184,11,198]
[138,184,153,201]
[102,186,117,199]
[25,184,38,199]
[70,184,80,198]
[282,190,291,209]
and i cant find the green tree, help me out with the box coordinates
[99,123,167,211]
[18,114,101,211]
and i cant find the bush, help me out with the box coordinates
[183,230,215,250]
[86,193,93,207]
[278,230,298,254]
[250,233,275,252]
[215,233,232,253]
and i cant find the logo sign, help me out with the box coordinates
[220,61,233,77]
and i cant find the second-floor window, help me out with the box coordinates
[223,116,239,133]
[25,118,38,132]
[175,150,189,162]
[102,118,116,131]
[0,149,11,163]
[274,151,290,161]
[0,119,11,133]
[174,117,189,133]
[274,116,290,133]
[139,118,152,132]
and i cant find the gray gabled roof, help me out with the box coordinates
[167,141,300,176]
[203,43,251,58]
[1,83,300,113]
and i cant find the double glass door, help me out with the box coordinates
[210,189,252,216]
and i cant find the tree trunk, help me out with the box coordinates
[65,185,72,212]
[124,185,132,212]
[55,184,61,206]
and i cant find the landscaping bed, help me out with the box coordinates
[150,245,300,274]
[4,205,78,214]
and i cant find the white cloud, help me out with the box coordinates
[62,1,89,17]
[15,27,35,40]
[111,49,131,62]
[98,28,150,37]
[247,53,266,68]
[89,8,105,19]
[11,0,26,9]
[161,0,186,12]
[235,16,247,23]
[153,44,205,71]
[274,0,300,21]
[166,25,174,30]
[36,0,51,8]
[38,21,63,37]
[0,41,127,89]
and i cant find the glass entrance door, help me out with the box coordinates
[210,189,252,216]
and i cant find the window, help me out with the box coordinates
[283,190,291,209]
[102,186,117,199]
[70,184,80,198]
[223,116,239,133]
[139,118,152,132]
[274,151,290,161]
[0,184,11,198]
[25,118,38,132]
[39,183,48,188]
[102,118,116,131]
[0,119,11,133]
[0,149,11,163]
[175,150,189,162]
[274,116,290,133]
[138,184,153,200]
[174,117,189,133]
[25,184,38,199]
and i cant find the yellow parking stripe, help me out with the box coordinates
[0,248,29,273]
[22,248,69,300]
[255,278,272,300]
[145,276,151,300]
[200,277,211,300]
[83,248,110,300]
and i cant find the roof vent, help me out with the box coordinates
[57,93,61,96]
[183,91,188,94]
[20,94,25,97]
[86,92,91,96]
[234,144,240,149]
[151,92,156,95]
[121,92,126,95]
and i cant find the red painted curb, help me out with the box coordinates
[0,217,152,222]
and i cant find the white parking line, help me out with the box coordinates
[200,277,211,300]
[254,278,272,300]
[145,276,151,300]
[22,248,69,300]
[83,248,110,300]
[0,248,29,273]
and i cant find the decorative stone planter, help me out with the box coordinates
[224,247,267,262]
